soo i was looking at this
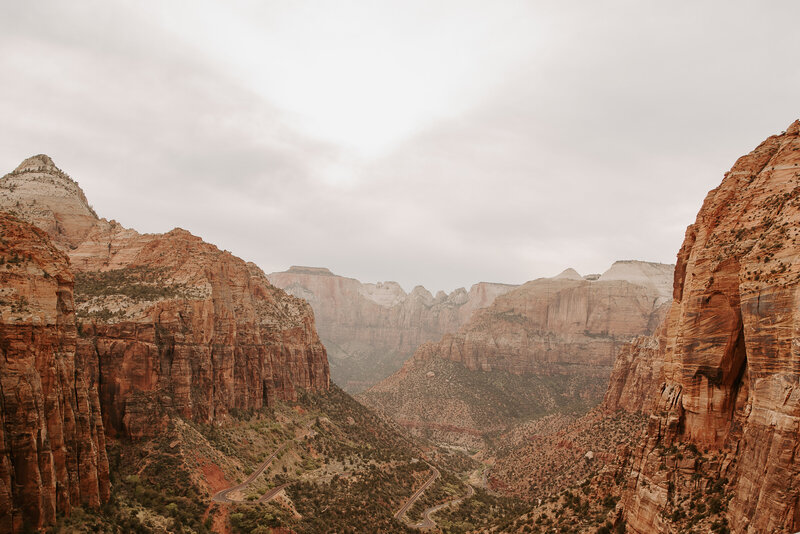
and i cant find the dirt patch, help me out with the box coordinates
[199,458,231,493]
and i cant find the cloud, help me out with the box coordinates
[1,1,798,292]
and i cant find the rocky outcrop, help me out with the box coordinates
[0,155,98,250]
[0,213,109,533]
[268,266,516,391]
[602,330,665,413]
[73,230,330,440]
[615,120,800,533]
[0,158,330,442]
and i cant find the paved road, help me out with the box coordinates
[413,483,475,530]
[212,443,288,503]
[211,418,318,505]
[394,465,440,520]
[258,482,290,503]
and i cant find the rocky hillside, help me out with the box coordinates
[269,265,516,391]
[605,120,800,533]
[359,262,673,446]
[0,155,329,442]
[0,156,330,532]
[0,213,109,533]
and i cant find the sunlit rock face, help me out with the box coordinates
[0,213,109,533]
[1,157,330,443]
[613,120,800,533]
[269,265,517,391]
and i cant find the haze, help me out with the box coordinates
[1,1,798,292]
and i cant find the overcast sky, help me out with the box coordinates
[1,1,798,292]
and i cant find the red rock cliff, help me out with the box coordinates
[0,213,109,533]
[0,157,330,442]
[616,120,800,533]
[73,229,330,439]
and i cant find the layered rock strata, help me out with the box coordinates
[269,265,516,391]
[406,261,672,376]
[0,155,330,441]
[360,262,673,444]
[610,120,800,533]
[0,213,110,533]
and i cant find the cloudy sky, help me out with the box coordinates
[1,1,798,292]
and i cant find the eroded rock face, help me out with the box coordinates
[268,266,516,391]
[73,231,330,439]
[359,263,673,444]
[408,263,672,376]
[1,159,330,442]
[0,213,109,533]
[602,330,665,413]
[617,120,800,533]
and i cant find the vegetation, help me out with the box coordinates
[362,357,609,450]
[74,266,186,305]
[433,487,526,533]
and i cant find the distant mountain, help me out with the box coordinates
[269,266,517,391]
[358,261,673,447]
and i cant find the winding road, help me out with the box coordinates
[211,418,317,505]
[394,465,441,520]
[212,418,476,531]
[412,482,475,530]
[212,443,288,503]
[395,464,478,531]
[258,482,290,503]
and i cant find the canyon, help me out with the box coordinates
[268,266,516,391]
[2,119,800,534]
[359,261,674,447]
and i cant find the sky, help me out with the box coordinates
[1,1,798,292]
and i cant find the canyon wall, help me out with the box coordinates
[0,155,330,531]
[269,265,516,391]
[611,120,800,533]
[0,213,109,532]
[359,262,673,445]
[0,155,329,441]
[407,261,672,376]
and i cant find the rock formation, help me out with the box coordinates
[0,213,109,533]
[268,265,516,391]
[359,262,673,445]
[406,261,672,376]
[608,120,800,533]
[0,156,329,443]
[0,155,329,534]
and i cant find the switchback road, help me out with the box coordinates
[394,465,440,520]
[211,443,288,503]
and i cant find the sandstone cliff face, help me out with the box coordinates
[0,213,109,533]
[268,266,516,391]
[0,157,330,442]
[602,331,665,413]
[407,261,672,376]
[359,263,672,445]
[614,120,800,533]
